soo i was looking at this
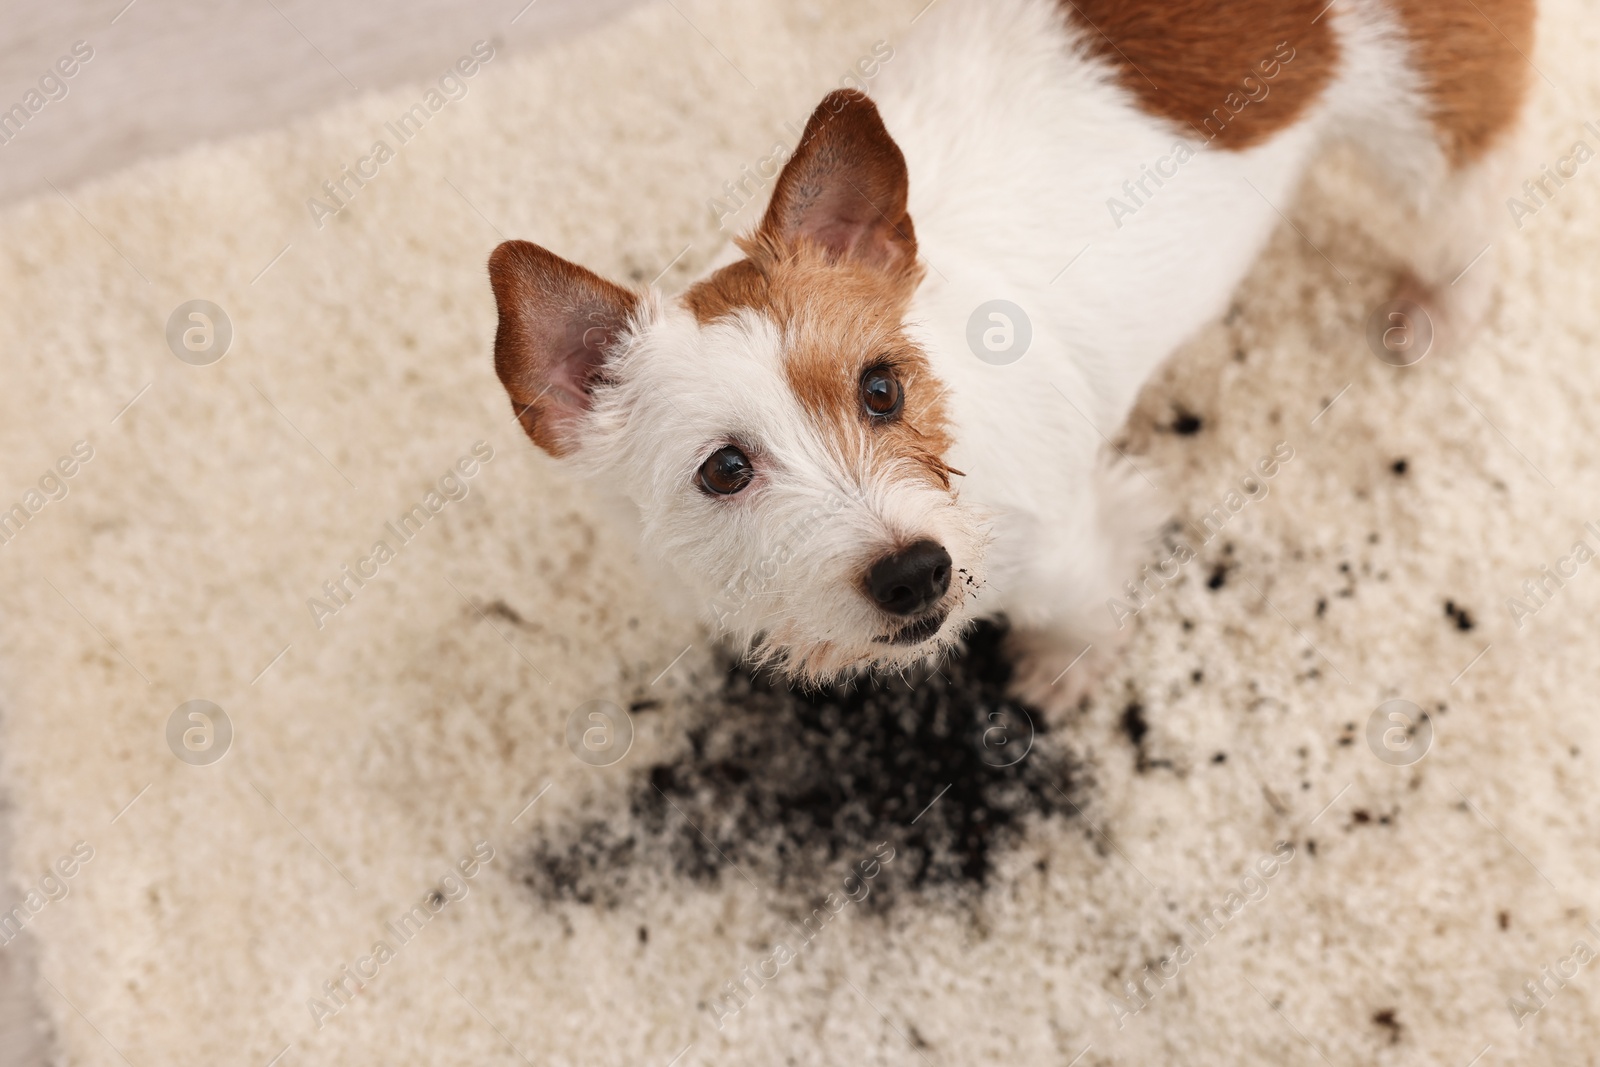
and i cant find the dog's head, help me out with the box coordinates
[488,90,986,680]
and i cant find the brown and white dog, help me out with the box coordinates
[488,0,1534,696]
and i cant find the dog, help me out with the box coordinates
[487,0,1534,699]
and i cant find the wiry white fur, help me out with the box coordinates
[565,0,1521,685]
[574,298,989,678]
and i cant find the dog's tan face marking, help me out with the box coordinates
[1062,0,1338,150]
[779,267,954,495]
[686,241,951,494]
[683,89,952,496]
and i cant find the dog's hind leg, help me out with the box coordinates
[1348,0,1539,352]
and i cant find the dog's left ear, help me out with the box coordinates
[759,89,916,273]
[488,240,640,457]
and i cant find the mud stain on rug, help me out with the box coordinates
[519,621,1085,909]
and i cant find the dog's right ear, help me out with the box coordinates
[758,89,916,275]
[488,240,640,457]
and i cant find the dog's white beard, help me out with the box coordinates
[663,474,990,682]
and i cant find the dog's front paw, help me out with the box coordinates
[1003,624,1127,710]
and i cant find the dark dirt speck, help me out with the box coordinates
[1121,702,1149,747]
[1171,409,1203,435]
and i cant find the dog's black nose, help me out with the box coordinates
[865,540,952,616]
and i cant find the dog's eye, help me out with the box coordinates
[698,445,754,495]
[861,366,903,418]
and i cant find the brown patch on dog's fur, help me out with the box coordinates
[1061,0,1337,149]
[682,257,769,326]
[685,90,952,489]
[689,235,953,492]
[1390,0,1535,165]
[775,243,952,491]
[488,240,640,457]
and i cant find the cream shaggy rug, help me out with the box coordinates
[3,1,1600,1064]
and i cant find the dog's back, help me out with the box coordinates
[486,0,1540,691]
[854,0,1537,697]
[1061,0,1533,163]
[866,0,1535,422]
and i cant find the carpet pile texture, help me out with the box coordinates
[2,0,1598,1063]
